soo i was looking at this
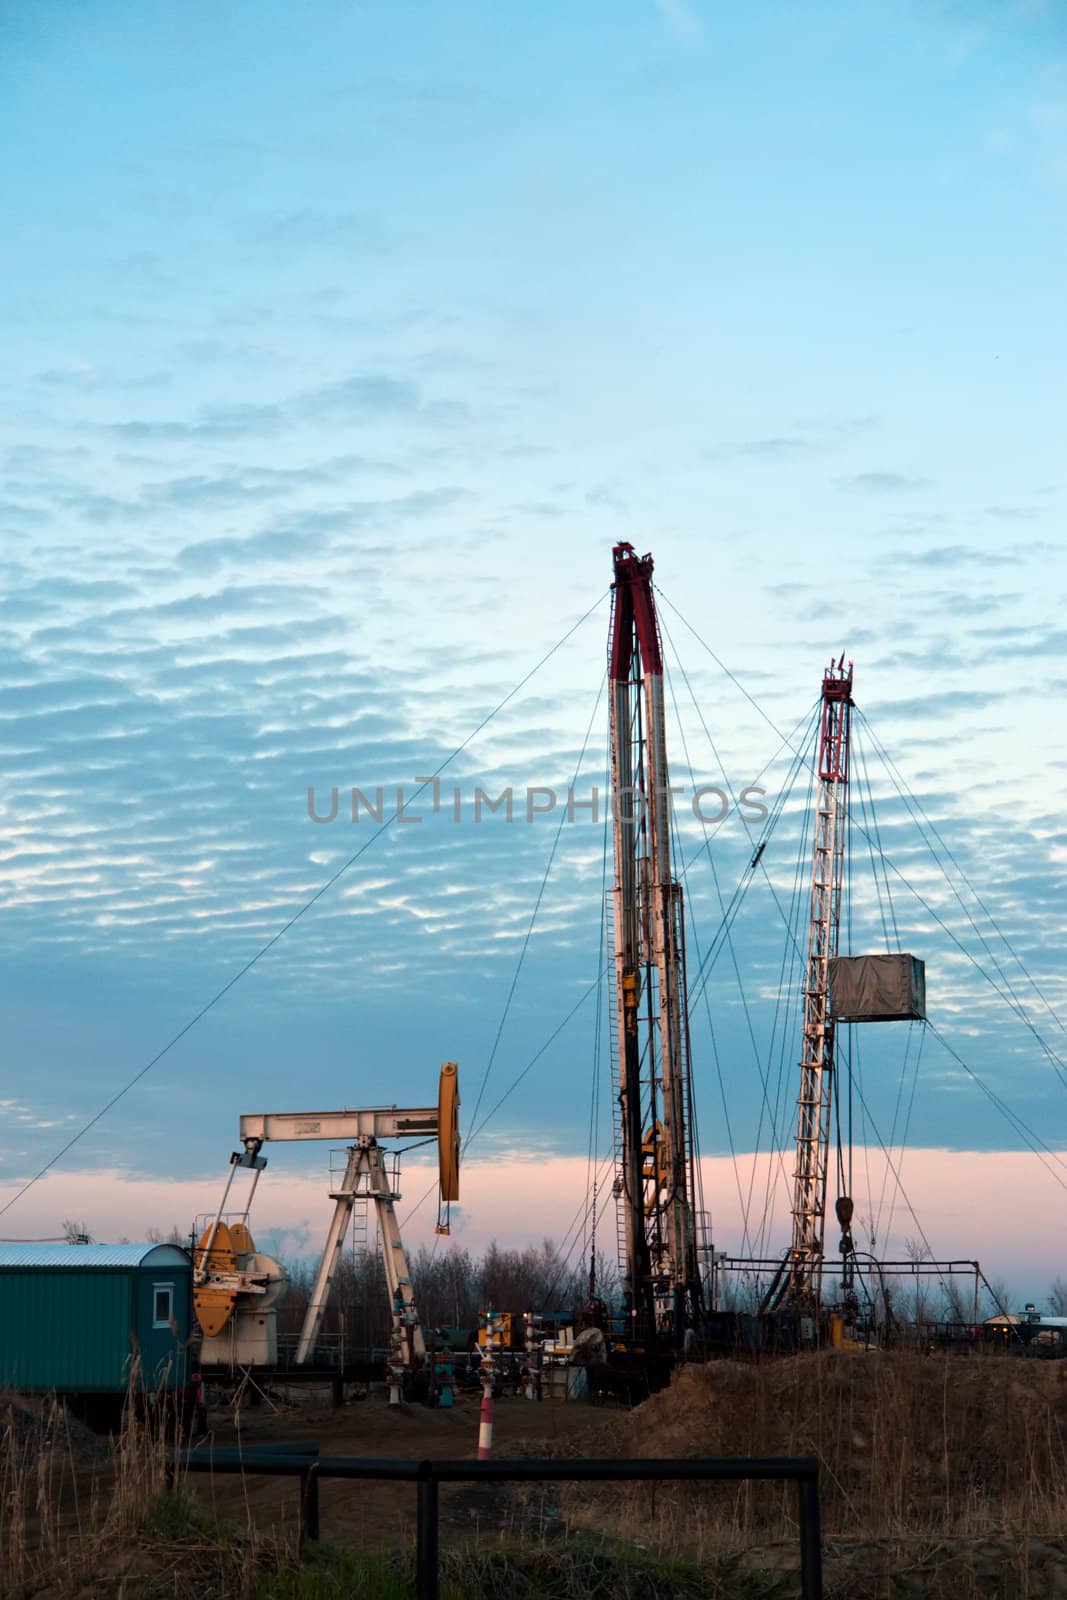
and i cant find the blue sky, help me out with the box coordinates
[1,1,1066,1275]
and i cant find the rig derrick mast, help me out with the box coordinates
[783,657,854,1320]
[608,541,703,1348]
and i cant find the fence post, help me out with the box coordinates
[168,1448,821,1598]
[797,1469,823,1600]
[300,1464,321,1547]
[415,1462,439,1600]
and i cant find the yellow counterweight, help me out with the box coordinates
[194,1221,240,1337]
[436,1061,460,1234]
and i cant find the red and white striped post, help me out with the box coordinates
[477,1307,502,1459]
[477,1376,494,1459]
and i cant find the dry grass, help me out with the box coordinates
[0,1382,225,1598]
[615,1350,1067,1539]
[564,1350,1067,1595]
[5,1352,1067,1596]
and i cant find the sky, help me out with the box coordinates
[1,0,1065,1295]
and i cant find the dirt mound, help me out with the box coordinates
[607,1351,1067,1540]
[1,1394,108,1465]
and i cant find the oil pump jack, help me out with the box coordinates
[194,1063,460,1397]
[608,542,706,1351]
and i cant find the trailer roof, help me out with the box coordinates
[0,1243,189,1269]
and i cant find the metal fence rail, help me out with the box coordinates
[169,1448,823,1599]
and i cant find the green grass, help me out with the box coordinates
[140,1486,221,1542]
[255,1546,409,1600]
[254,1541,794,1600]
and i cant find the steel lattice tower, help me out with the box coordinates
[784,658,853,1312]
[608,542,704,1345]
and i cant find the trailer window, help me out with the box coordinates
[153,1284,174,1328]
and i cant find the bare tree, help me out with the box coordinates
[983,1276,1012,1318]
[480,1238,587,1316]
[902,1236,934,1330]
[940,1275,971,1324]
[278,1246,393,1350]
[1049,1279,1067,1316]
[146,1224,188,1246]
[274,1235,611,1357]
[411,1245,481,1330]
[589,1249,621,1311]
[61,1218,92,1244]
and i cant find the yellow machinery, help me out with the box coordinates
[827,1312,872,1353]
[477,1310,514,1350]
[193,1140,288,1366]
[194,1218,288,1364]
[194,1063,459,1387]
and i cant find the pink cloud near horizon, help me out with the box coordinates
[1,1147,1063,1301]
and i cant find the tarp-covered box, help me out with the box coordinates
[829,954,926,1022]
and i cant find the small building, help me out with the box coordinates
[0,1244,193,1414]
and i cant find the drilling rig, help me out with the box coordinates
[608,542,706,1351]
[754,657,931,1343]
[774,658,854,1323]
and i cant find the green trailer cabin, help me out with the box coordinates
[0,1243,193,1399]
